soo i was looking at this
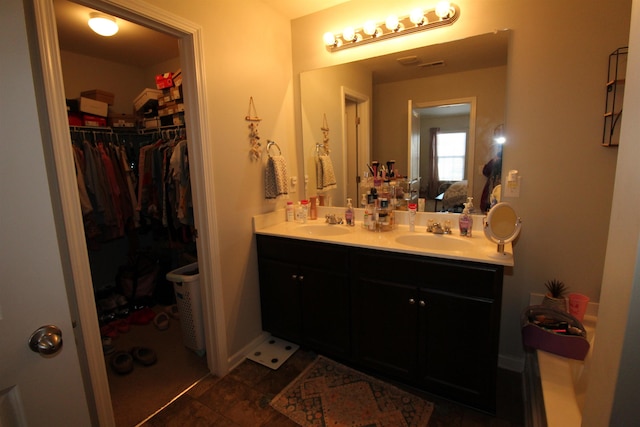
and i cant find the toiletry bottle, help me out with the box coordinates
[300,200,309,223]
[345,198,355,226]
[309,196,318,220]
[286,201,294,222]
[408,203,417,232]
[458,196,474,237]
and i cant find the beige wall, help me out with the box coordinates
[292,0,632,368]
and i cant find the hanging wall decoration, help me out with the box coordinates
[321,113,330,155]
[246,97,262,160]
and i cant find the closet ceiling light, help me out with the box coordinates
[88,12,119,37]
[323,2,459,52]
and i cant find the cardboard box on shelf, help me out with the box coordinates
[155,72,174,89]
[172,68,182,87]
[83,114,107,127]
[144,117,161,129]
[134,88,162,112]
[80,89,115,105]
[108,113,136,128]
[173,112,185,126]
[158,93,173,107]
[79,97,108,117]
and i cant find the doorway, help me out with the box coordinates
[31,0,226,425]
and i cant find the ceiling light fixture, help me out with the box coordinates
[323,2,458,52]
[88,12,119,37]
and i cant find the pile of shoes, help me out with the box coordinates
[111,347,158,375]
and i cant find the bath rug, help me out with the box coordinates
[271,355,434,427]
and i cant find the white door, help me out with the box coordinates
[0,1,92,425]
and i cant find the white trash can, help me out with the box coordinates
[166,262,205,354]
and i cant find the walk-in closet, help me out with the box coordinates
[54,1,208,425]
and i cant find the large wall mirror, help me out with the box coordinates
[300,30,509,212]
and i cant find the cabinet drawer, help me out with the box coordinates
[257,235,348,272]
[351,248,502,299]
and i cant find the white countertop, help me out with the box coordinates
[253,208,514,267]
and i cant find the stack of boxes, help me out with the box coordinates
[156,69,185,127]
[67,69,184,130]
[68,89,114,127]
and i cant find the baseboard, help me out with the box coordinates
[226,331,271,373]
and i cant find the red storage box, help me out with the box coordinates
[83,114,107,127]
[155,72,174,89]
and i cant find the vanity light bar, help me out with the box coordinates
[323,2,460,52]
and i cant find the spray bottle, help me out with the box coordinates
[345,198,355,226]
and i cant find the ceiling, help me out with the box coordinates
[54,0,350,68]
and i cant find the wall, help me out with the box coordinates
[60,50,148,115]
[300,62,372,204]
[142,0,297,356]
[373,65,507,206]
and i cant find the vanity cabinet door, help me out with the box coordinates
[352,277,418,380]
[418,288,497,413]
[257,235,351,358]
[300,265,351,358]
[258,257,302,343]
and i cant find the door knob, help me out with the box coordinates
[29,325,63,355]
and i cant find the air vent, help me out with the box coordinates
[396,55,419,65]
[417,60,445,68]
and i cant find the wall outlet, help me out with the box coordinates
[290,176,297,193]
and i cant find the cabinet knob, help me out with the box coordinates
[409,298,415,305]
[419,300,426,307]
[298,275,304,281]
[291,274,298,280]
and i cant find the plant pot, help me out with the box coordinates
[542,294,567,312]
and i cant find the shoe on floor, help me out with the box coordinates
[164,304,180,320]
[131,347,157,366]
[128,307,156,325]
[111,351,134,374]
[153,312,170,330]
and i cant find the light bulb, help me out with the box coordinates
[494,136,506,145]
[88,12,118,37]
[385,15,400,32]
[410,8,425,26]
[435,1,452,19]
[343,27,356,42]
[323,32,337,46]
[363,20,380,37]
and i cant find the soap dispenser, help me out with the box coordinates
[458,196,474,237]
[345,198,355,226]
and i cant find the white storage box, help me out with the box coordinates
[166,262,205,354]
[79,96,108,117]
[134,88,162,112]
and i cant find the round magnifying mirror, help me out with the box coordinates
[483,202,521,257]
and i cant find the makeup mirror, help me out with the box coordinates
[483,202,521,257]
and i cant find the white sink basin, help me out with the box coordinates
[395,233,474,252]
[296,224,351,236]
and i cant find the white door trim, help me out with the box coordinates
[30,1,227,425]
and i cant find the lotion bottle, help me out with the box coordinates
[285,201,294,222]
[345,198,355,226]
[458,196,474,237]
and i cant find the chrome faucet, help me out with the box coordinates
[325,214,343,225]
[427,221,452,234]
[428,222,444,234]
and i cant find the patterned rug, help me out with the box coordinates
[270,355,434,427]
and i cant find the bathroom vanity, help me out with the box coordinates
[254,210,513,413]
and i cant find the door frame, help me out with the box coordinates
[341,87,370,205]
[29,0,227,424]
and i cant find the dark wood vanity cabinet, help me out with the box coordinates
[351,248,503,413]
[256,235,504,413]
[256,235,351,359]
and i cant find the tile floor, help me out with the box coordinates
[142,349,525,427]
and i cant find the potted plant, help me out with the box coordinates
[542,279,568,311]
